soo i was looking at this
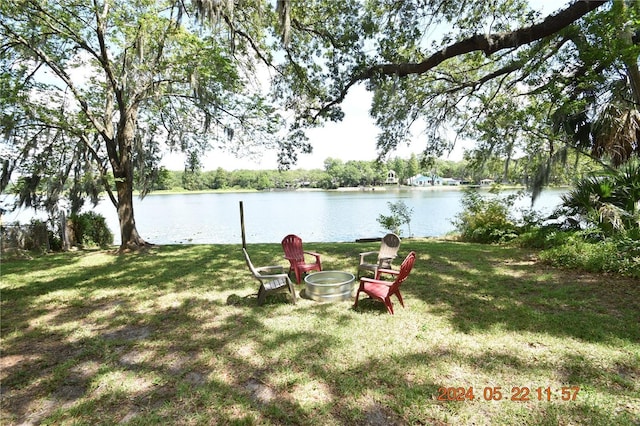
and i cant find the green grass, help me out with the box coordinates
[1,240,638,425]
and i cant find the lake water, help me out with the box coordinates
[3,187,567,245]
[100,187,566,244]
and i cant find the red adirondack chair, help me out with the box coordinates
[353,251,416,315]
[281,234,322,284]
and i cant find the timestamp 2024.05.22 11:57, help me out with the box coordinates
[436,386,581,402]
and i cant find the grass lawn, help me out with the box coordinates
[1,239,638,425]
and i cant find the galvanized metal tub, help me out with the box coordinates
[304,271,355,302]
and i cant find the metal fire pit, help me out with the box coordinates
[304,271,356,302]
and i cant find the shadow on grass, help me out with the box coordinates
[398,241,640,344]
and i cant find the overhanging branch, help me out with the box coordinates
[313,0,608,120]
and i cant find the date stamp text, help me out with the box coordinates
[436,386,580,402]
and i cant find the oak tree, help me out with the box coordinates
[1,0,287,250]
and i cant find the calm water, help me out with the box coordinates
[98,187,565,245]
[3,187,566,245]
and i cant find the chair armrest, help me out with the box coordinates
[304,251,321,260]
[256,271,290,280]
[359,251,378,263]
[375,268,399,278]
[360,277,393,287]
[256,265,285,275]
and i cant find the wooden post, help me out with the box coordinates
[61,211,69,251]
[239,201,246,248]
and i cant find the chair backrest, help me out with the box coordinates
[242,248,260,278]
[389,251,416,291]
[281,234,304,262]
[379,233,401,260]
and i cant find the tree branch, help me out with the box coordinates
[314,0,608,121]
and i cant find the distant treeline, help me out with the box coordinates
[146,154,594,192]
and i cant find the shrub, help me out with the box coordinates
[559,160,640,238]
[539,236,613,272]
[452,188,520,243]
[70,212,113,247]
[27,220,50,251]
[48,228,63,251]
[1,219,64,253]
[539,233,640,278]
[377,200,414,236]
[515,226,573,249]
[612,237,640,278]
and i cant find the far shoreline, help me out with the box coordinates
[140,183,565,196]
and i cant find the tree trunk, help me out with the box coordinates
[116,178,148,251]
[112,105,149,252]
[503,155,511,183]
[625,60,640,108]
